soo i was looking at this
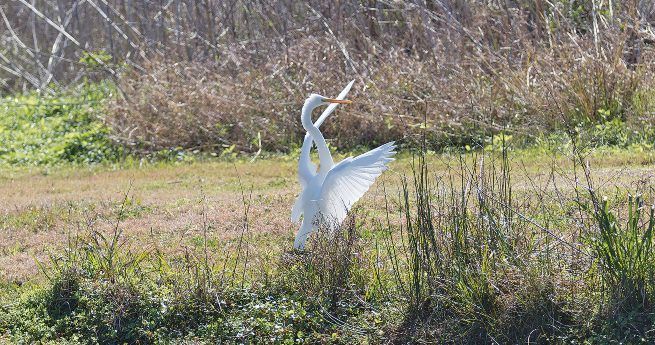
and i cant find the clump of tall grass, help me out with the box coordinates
[588,194,655,315]
[370,135,655,342]
[376,141,576,343]
[283,216,364,302]
[277,214,379,335]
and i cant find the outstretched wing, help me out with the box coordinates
[318,142,396,224]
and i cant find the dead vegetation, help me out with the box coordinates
[3,1,655,153]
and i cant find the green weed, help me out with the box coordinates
[0,83,120,166]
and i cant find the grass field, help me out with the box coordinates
[0,149,651,282]
[3,147,655,343]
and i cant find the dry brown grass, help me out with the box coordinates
[4,2,655,155]
[105,28,655,155]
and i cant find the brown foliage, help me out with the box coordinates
[107,28,655,153]
[5,1,654,152]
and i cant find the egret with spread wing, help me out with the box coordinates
[291,86,396,249]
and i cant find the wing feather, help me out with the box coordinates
[318,142,396,224]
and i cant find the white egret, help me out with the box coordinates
[295,80,354,190]
[291,86,396,250]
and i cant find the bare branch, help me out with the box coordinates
[17,0,81,46]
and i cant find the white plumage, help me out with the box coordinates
[318,141,396,224]
[291,83,396,249]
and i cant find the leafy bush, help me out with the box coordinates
[0,83,120,166]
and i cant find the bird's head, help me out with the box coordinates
[305,93,352,109]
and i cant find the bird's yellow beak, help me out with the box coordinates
[323,97,352,104]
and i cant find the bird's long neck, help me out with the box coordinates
[302,103,334,172]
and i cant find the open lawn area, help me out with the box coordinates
[2,149,655,283]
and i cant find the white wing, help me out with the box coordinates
[318,142,396,224]
[297,148,316,189]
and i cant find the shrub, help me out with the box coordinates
[105,29,655,155]
[0,83,120,165]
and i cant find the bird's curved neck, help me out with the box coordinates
[302,103,334,172]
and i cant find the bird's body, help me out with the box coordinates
[292,86,396,249]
